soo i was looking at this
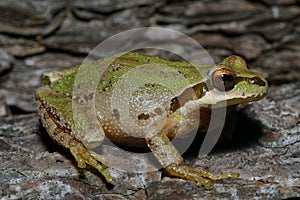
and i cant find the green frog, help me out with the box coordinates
[36,52,268,189]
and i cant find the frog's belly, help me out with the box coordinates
[102,106,236,148]
[105,133,147,148]
[101,107,215,148]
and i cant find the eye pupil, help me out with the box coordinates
[221,74,233,82]
[212,68,235,91]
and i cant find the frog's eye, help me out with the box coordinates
[212,68,236,92]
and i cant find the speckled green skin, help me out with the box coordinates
[36,52,268,189]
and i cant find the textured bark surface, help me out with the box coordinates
[0,0,299,199]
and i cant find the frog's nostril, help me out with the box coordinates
[249,77,266,86]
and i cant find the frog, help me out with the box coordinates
[36,52,268,189]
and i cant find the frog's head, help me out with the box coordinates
[201,55,268,106]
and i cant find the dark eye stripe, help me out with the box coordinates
[169,82,208,113]
[248,77,266,86]
[235,77,266,87]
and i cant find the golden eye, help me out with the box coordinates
[212,68,235,92]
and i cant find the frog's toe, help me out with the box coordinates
[218,172,240,180]
[90,150,107,166]
[192,168,240,180]
[197,178,214,190]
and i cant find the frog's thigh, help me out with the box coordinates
[75,116,106,149]
[145,127,238,189]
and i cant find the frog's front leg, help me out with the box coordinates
[165,163,239,189]
[145,118,239,189]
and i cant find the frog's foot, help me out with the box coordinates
[69,140,114,183]
[165,164,239,189]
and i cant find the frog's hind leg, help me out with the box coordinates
[69,137,114,183]
[145,123,239,189]
[37,103,114,183]
[52,127,114,183]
